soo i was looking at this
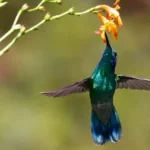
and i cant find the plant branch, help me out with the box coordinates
[0,4,28,43]
[28,0,62,12]
[28,0,45,12]
[0,0,104,56]
[0,0,7,8]
[0,26,26,56]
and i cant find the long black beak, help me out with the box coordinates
[105,32,111,48]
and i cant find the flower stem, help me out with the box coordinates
[12,6,24,27]
[0,28,14,42]
[25,20,46,34]
[28,0,45,12]
[0,4,27,43]
[0,1,104,57]
[0,27,26,56]
[0,1,7,8]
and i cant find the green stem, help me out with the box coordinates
[0,28,14,42]
[48,0,62,4]
[28,0,62,12]
[25,8,73,34]
[12,6,24,27]
[0,4,106,56]
[0,4,26,43]
[25,20,46,34]
[0,28,25,56]
[25,8,71,34]
[0,1,7,8]
[28,0,45,12]
[50,8,73,20]
[72,7,95,16]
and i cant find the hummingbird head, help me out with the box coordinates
[101,33,117,68]
[92,33,117,77]
[99,33,118,73]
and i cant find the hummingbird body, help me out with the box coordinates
[90,49,116,124]
[42,33,150,145]
[90,40,117,106]
[90,73,115,125]
[89,39,121,144]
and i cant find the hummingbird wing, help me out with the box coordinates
[41,77,92,97]
[116,75,150,90]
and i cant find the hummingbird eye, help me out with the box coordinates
[112,51,117,58]
[111,52,117,68]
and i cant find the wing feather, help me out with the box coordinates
[41,77,92,97]
[116,75,150,90]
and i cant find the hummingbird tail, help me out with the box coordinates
[91,106,122,145]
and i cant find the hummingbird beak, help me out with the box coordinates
[91,33,113,76]
[103,33,112,56]
[105,32,111,48]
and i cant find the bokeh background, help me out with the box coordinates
[0,0,150,150]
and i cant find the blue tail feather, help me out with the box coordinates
[91,106,122,145]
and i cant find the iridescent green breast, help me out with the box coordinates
[90,73,116,105]
[90,73,116,124]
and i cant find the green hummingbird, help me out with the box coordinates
[41,33,150,145]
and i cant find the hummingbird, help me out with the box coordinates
[41,33,150,145]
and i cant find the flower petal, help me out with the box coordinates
[97,13,109,24]
[116,16,123,27]
[106,23,112,33]
[95,30,106,43]
[114,5,121,10]
[99,5,119,18]
[99,25,106,30]
[111,24,118,39]
[95,30,101,35]
[101,31,106,43]
[114,0,120,6]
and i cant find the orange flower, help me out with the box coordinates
[95,24,118,43]
[95,0,123,42]
[97,13,118,42]
[98,5,123,27]
[95,0,123,27]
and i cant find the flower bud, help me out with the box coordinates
[44,13,51,21]
[22,4,29,11]
[68,7,75,15]
[39,6,46,11]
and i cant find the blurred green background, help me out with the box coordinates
[0,0,150,150]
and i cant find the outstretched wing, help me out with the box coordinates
[41,77,92,97]
[116,75,150,90]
